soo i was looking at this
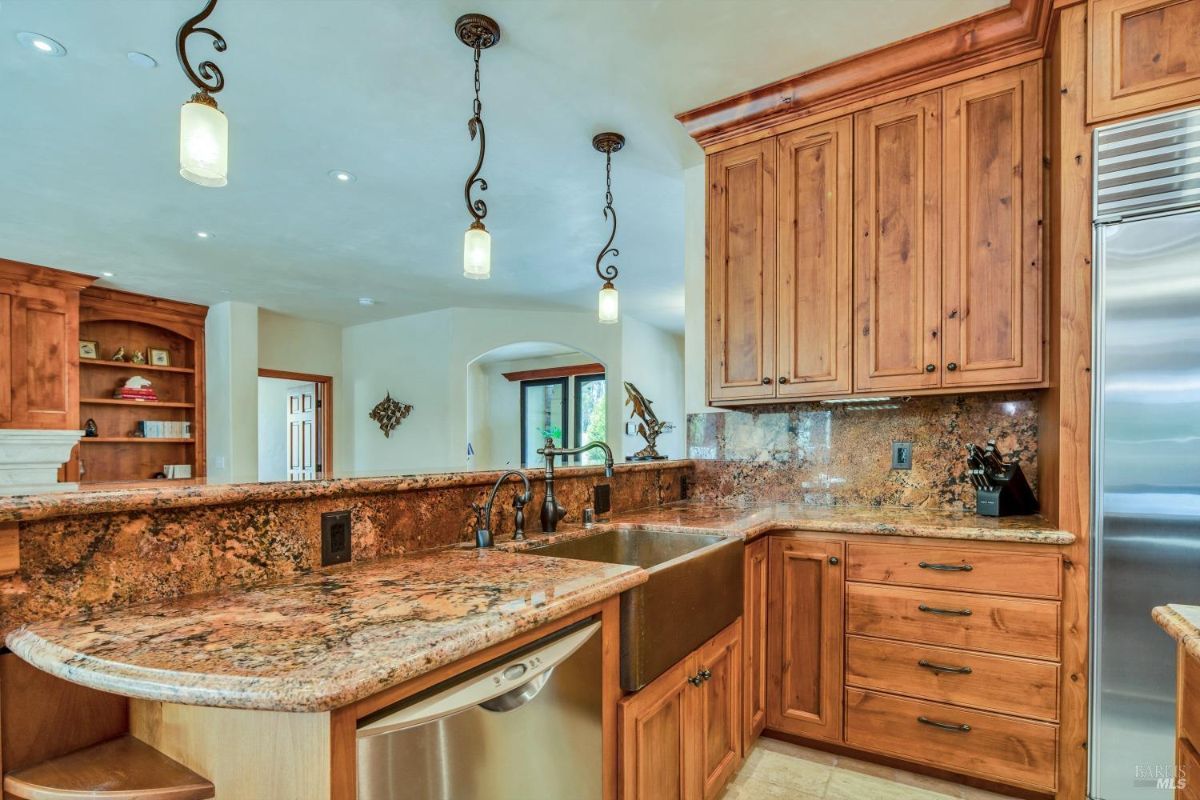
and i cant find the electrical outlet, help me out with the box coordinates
[321,510,352,566]
[891,441,913,470]
[594,484,611,516]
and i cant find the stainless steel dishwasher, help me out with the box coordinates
[356,619,602,800]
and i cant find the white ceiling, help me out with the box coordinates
[0,0,1003,333]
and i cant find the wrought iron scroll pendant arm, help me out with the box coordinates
[176,0,226,94]
[465,45,488,223]
[595,150,619,282]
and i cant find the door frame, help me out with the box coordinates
[258,368,333,478]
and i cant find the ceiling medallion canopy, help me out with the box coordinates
[176,0,228,188]
[593,132,625,324]
[457,13,501,280]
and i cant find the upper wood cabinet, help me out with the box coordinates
[942,62,1043,387]
[776,117,854,397]
[1089,0,1200,123]
[853,91,943,393]
[707,141,776,402]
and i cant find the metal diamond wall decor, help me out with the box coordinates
[369,392,413,438]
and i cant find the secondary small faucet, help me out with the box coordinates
[472,470,532,548]
[535,437,614,533]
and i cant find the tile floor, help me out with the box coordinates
[720,737,1019,800]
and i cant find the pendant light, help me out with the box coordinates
[592,132,625,324]
[176,0,228,187]
[456,14,500,279]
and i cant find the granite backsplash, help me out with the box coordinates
[686,392,1039,509]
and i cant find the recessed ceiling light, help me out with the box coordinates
[126,51,157,69]
[17,32,67,57]
[101,271,115,278]
[328,170,356,183]
[358,297,376,306]
[195,231,212,239]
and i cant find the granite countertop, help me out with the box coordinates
[584,500,1074,545]
[5,548,645,712]
[1153,604,1200,662]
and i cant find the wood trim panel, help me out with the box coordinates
[775,116,854,398]
[501,362,605,382]
[706,140,777,401]
[1089,0,1200,123]
[742,537,768,751]
[676,1,1054,148]
[0,291,10,424]
[0,522,18,577]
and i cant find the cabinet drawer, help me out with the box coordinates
[845,636,1059,721]
[1183,649,1200,751]
[846,542,1060,598]
[846,583,1060,660]
[845,688,1058,793]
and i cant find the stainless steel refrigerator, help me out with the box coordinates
[1091,107,1200,799]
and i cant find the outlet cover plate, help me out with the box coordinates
[891,441,913,471]
[321,510,352,566]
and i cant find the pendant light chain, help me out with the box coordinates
[473,45,483,119]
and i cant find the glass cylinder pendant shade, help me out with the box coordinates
[464,222,491,279]
[179,95,228,187]
[598,280,619,324]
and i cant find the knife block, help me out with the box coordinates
[974,463,1039,517]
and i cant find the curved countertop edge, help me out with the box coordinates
[5,561,646,713]
[0,460,692,523]
[1153,604,1200,662]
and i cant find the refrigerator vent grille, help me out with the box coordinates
[1094,106,1200,222]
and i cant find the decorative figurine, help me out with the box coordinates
[131,350,147,364]
[369,392,413,438]
[84,418,98,437]
[624,381,675,461]
[109,346,126,362]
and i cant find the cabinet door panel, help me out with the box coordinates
[742,538,768,750]
[697,622,741,800]
[776,117,853,397]
[708,141,777,401]
[767,537,845,742]
[1090,0,1200,122]
[5,283,76,430]
[0,292,11,424]
[854,92,943,392]
[942,63,1043,386]
[619,657,694,800]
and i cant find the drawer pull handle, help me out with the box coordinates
[918,561,973,572]
[918,659,973,675]
[918,716,971,733]
[919,604,972,617]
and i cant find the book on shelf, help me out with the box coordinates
[114,388,159,402]
[135,420,191,439]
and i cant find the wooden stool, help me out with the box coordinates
[3,735,214,800]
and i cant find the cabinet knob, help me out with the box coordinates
[778,376,789,384]
[947,362,958,371]
[828,556,839,565]
[761,377,773,385]
[699,669,712,682]
[925,364,936,373]
[688,674,703,687]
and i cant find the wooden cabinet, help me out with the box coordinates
[853,91,943,393]
[1180,648,1200,800]
[766,536,843,742]
[942,63,1043,387]
[707,141,776,402]
[0,260,94,431]
[1090,0,1200,123]
[619,620,742,800]
[775,117,853,397]
[741,537,768,750]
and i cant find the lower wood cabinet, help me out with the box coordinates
[742,536,768,750]
[1179,647,1200,800]
[619,619,742,800]
[765,536,844,742]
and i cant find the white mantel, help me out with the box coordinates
[0,429,84,495]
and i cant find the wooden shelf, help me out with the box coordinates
[81,437,195,444]
[81,398,195,408]
[80,359,195,374]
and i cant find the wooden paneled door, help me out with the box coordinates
[0,275,83,430]
[742,537,768,751]
[1089,0,1200,123]
[619,656,695,800]
[942,63,1044,387]
[767,536,845,742]
[854,91,943,393]
[775,116,853,397]
[707,140,777,402]
[696,623,741,800]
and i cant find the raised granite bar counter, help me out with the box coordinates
[1154,604,1200,662]
[584,500,1073,545]
[5,547,644,712]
